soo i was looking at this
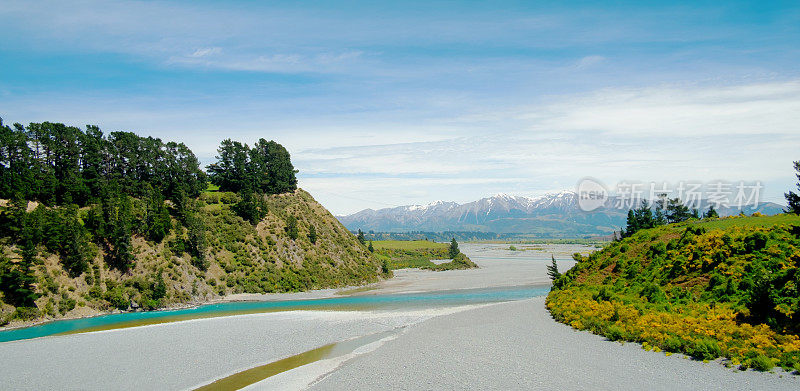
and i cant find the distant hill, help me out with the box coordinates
[337,192,785,238]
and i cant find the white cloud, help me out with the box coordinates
[292,79,800,213]
[527,80,800,136]
[189,47,222,58]
[574,55,605,69]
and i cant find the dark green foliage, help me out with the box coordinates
[308,224,317,244]
[105,196,135,271]
[12,204,93,278]
[55,206,93,277]
[704,205,719,219]
[144,189,171,243]
[257,139,298,195]
[207,138,297,195]
[206,139,250,193]
[58,293,76,315]
[640,282,666,303]
[448,238,460,258]
[547,254,561,282]
[623,200,656,237]
[357,229,366,245]
[593,286,613,302]
[786,160,800,214]
[232,191,268,225]
[743,232,768,253]
[0,120,206,206]
[663,196,693,223]
[186,214,207,270]
[285,215,299,240]
[0,121,38,202]
[104,284,129,310]
[381,258,390,275]
[623,196,694,238]
[368,240,374,253]
[0,254,38,307]
[130,274,168,310]
[679,338,722,361]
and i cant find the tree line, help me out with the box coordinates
[618,194,718,239]
[0,119,206,206]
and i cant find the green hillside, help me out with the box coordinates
[0,120,385,326]
[0,189,384,326]
[547,214,800,372]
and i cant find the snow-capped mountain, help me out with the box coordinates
[336,191,785,237]
[337,191,618,236]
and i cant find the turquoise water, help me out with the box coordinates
[0,285,549,343]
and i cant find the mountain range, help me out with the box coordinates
[337,192,786,238]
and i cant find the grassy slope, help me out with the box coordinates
[0,189,385,325]
[546,214,800,372]
[371,240,478,270]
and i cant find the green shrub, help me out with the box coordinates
[685,338,721,361]
[104,286,129,310]
[12,306,39,321]
[640,283,666,303]
[605,325,625,341]
[743,232,768,253]
[58,295,77,315]
[593,286,613,302]
[662,335,684,352]
[748,354,774,372]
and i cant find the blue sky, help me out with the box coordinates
[1,0,799,214]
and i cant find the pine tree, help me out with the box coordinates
[449,238,460,259]
[546,255,561,281]
[285,215,299,240]
[0,254,38,307]
[144,188,172,242]
[59,206,91,277]
[634,199,655,229]
[186,213,207,270]
[107,196,134,271]
[263,140,298,194]
[704,205,719,219]
[368,240,374,253]
[357,229,366,245]
[308,224,317,244]
[786,160,800,214]
[665,197,691,223]
[206,139,250,193]
[624,210,637,238]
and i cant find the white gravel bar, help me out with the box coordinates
[0,308,477,390]
[307,297,799,391]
